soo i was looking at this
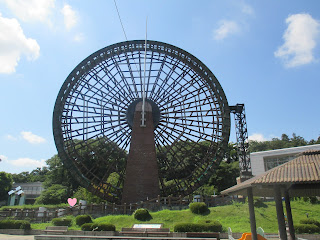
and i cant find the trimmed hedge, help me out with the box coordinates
[174,222,222,232]
[300,218,320,228]
[81,223,116,231]
[75,215,93,226]
[295,224,319,234]
[51,218,72,226]
[81,223,93,231]
[133,208,152,221]
[0,220,31,230]
[189,202,208,214]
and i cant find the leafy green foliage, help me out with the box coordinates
[81,223,93,231]
[206,161,240,193]
[0,219,31,230]
[75,215,93,226]
[249,133,319,153]
[133,208,152,221]
[295,224,319,234]
[189,202,209,215]
[0,172,13,201]
[174,222,222,232]
[92,223,116,231]
[300,218,320,228]
[81,223,116,231]
[72,187,104,204]
[51,218,72,226]
[44,155,80,196]
[35,184,68,205]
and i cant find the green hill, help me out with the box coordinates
[29,199,319,233]
[93,200,319,233]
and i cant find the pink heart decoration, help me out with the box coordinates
[68,198,77,207]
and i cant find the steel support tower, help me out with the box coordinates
[229,104,252,177]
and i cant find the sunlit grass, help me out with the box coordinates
[15,200,319,233]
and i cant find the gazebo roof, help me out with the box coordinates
[221,150,320,197]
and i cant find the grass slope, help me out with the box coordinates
[30,200,320,233]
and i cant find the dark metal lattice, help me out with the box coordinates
[229,104,252,176]
[53,40,230,203]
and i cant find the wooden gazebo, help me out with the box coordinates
[221,150,320,240]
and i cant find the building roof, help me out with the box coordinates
[250,144,320,156]
[221,150,320,197]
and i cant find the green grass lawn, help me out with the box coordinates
[29,200,320,233]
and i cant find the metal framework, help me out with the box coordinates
[229,104,252,176]
[53,40,231,203]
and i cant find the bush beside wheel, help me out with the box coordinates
[51,218,72,226]
[189,202,208,214]
[300,218,320,228]
[75,215,93,226]
[81,223,115,231]
[0,220,31,230]
[133,208,152,221]
[295,224,319,234]
[174,222,222,232]
[81,223,93,231]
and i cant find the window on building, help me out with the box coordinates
[264,155,296,171]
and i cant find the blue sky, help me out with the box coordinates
[0,0,320,174]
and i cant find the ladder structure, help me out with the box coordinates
[229,104,252,178]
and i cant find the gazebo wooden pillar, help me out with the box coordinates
[274,186,287,240]
[284,189,295,240]
[247,187,258,240]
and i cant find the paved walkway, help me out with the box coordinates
[0,234,35,240]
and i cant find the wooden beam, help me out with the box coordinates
[274,186,287,240]
[284,190,295,240]
[247,187,258,240]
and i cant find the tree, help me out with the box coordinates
[208,161,240,193]
[249,133,311,153]
[35,184,68,205]
[0,172,13,201]
[44,155,80,197]
[72,186,104,204]
[29,167,49,182]
[11,171,31,183]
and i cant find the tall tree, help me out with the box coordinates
[0,172,13,201]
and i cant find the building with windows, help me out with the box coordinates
[8,182,44,205]
[251,144,320,176]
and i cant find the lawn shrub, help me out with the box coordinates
[174,222,222,232]
[189,202,208,214]
[0,219,31,230]
[300,218,320,228]
[92,223,116,231]
[75,215,93,226]
[133,208,152,221]
[51,218,72,226]
[295,224,319,234]
[81,223,93,231]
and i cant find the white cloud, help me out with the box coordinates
[274,13,320,68]
[0,155,8,162]
[213,20,240,40]
[9,158,47,168]
[241,3,254,15]
[249,133,267,142]
[2,0,55,23]
[0,14,40,74]
[21,131,46,144]
[61,4,78,30]
[6,135,18,141]
[73,33,84,42]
